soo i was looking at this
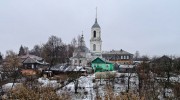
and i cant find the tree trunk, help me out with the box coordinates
[74,80,78,93]
[127,77,130,92]
[127,74,131,92]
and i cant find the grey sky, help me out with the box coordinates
[0,0,180,57]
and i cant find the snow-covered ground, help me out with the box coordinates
[57,72,180,99]
[38,72,180,99]
[1,71,179,99]
[57,75,94,100]
[56,72,139,100]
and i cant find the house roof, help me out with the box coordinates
[91,57,112,64]
[151,55,172,63]
[23,57,37,64]
[20,54,48,65]
[20,54,43,61]
[102,49,133,55]
[50,65,86,72]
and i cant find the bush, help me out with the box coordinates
[8,84,71,100]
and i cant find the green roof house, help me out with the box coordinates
[91,57,114,72]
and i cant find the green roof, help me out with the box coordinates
[91,57,112,64]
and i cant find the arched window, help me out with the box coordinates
[93,44,96,51]
[93,31,96,38]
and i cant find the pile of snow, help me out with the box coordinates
[2,83,22,92]
[38,77,60,88]
[73,66,86,72]
[119,65,134,68]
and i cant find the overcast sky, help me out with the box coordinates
[0,0,180,57]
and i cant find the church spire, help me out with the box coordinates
[92,7,100,28]
[79,31,85,47]
[82,30,84,37]
[95,7,97,23]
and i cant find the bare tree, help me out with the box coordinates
[71,37,77,48]
[151,55,173,98]
[127,69,133,92]
[41,35,65,66]
[7,84,71,100]
[0,52,3,64]
[173,57,180,74]
[3,50,22,91]
[30,44,42,57]
[67,71,81,93]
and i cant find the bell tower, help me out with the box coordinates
[90,8,102,55]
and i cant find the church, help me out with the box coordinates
[70,11,133,67]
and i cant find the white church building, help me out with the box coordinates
[70,11,133,66]
[70,12,102,66]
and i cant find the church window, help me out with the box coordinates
[75,60,77,63]
[93,44,96,51]
[93,31,96,38]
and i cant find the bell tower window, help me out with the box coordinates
[93,44,96,51]
[93,31,96,38]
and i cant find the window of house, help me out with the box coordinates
[124,56,126,59]
[93,44,96,51]
[127,56,129,59]
[121,56,123,59]
[94,31,96,38]
[106,65,109,68]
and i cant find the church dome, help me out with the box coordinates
[74,46,89,53]
[92,18,100,28]
[74,34,89,53]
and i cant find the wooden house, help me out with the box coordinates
[91,57,114,72]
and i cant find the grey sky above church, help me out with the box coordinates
[0,0,180,57]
